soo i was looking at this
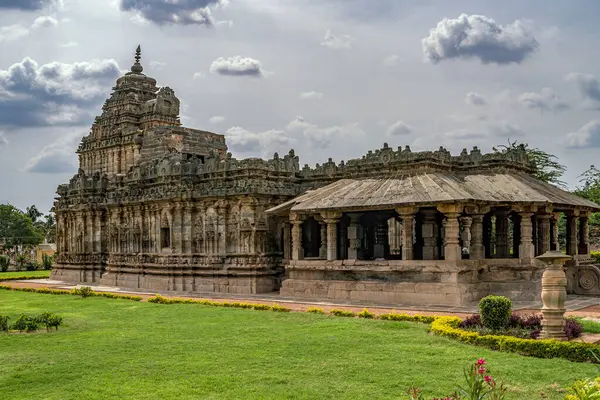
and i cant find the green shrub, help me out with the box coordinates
[307,307,326,314]
[0,255,9,272]
[0,315,9,332]
[73,286,94,298]
[430,316,600,364]
[25,261,39,271]
[357,308,376,319]
[36,312,63,332]
[330,309,356,317]
[479,295,512,330]
[564,377,600,399]
[378,312,436,323]
[591,251,600,264]
[271,303,292,312]
[11,314,39,332]
[41,254,53,270]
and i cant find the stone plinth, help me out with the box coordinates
[536,251,572,341]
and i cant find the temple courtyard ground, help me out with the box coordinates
[1,288,599,399]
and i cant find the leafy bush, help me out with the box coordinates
[11,314,39,332]
[330,309,356,317]
[357,308,376,319]
[25,261,39,271]
[479,295,512,330]
[0,315,9,332]
[73,286,93,298]
[565,377,600,399]
[591,251,600,264]
[307,307,326,314]
[0,255,9,272]
[0,273,51,282]
[15,254,28,272]
[379,312,436,323]
[430,316,600,364]
[270,303,291,312]
[41,254,53,270]
[459,314,483,329]
[565,318,584,340]
[36,312,63,332]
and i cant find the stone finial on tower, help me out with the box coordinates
[131,45,143,74]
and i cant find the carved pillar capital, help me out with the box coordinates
[320,211,342,221]
[395,206,417,216]
[436,204,464,215]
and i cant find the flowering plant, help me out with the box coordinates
[407,359,506,400]
[456,359,506,400]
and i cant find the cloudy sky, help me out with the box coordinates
[1,0,600,214]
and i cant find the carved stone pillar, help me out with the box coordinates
[347,213,363,260]
[183,203,192,254]
[86,211,93,253]
[397,206,416,261]
[94,210,102,253]
[319,221,327,260]
[551,213,560,251]
[321,211,342,261]
[566,211,579,256]
[536,251,572,341]
[438,205,462,262]
[495,209,509,258]
[579,214,590,255]
[290,214,304,260]
[460,216,472,254]
[470,215,485,260]
[536,214,551,256]
[283,221,291,260]
[421,209,439,260]
[518,212,535,259]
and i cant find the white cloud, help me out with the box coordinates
[0,24,29,43]
[386,121,412,136]
[225,126,293,155]
[192,71,206,79]
[422,14,539,64]
[209,116,225,124]
[149,61,166,70]
[60,41,78,48]
[321,30,354,50]
[299,91,323,100]
[518,87,569,112]
[286,116,364,148]
[383,55,400,67]
[209,56,264,77]
[565,120,600,148]
[465,92,487,106]
[0,132,7,146]
[31,16,59,29]
[25,132,80,174]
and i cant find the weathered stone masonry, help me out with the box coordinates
[52,47,600,305]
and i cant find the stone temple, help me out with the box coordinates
[52,47,600,306]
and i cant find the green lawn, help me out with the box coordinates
[0,291,597,400]
[0,270,50,279]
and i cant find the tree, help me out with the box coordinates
[493,139,567,188]
[26,205,43,224]
[0,204,44,250]
[573,165,600,226]
[43,213,56,244]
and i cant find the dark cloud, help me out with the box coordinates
[465,92,487,106]
[386,120,412,136]
[422,14,539,65]
[225,126,292,154]
[566,72,600,108]
[0,57,121,128]
[0,0,55,10]
[518,87,569,112]
[25,132,80,173]
[566,120,600,148]
[119,0,224,26]
[209,56,264,77]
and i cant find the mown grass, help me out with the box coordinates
[0,270,50,279]
[576,317,600,334]
[0,290,597,400]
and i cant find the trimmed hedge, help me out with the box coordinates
[0,284,143,301]
[0,274,51,282]
[479,295,512,330]
[379,312,436,324]
[430,316,600,364]
[147,294,292,312]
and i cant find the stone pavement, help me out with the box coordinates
[7,278,600,317]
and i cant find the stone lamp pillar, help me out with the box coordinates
[535,251,573,341]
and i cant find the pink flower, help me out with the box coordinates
[477,358,486,365]
[478,366,486,375]
[484,375,492,383]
